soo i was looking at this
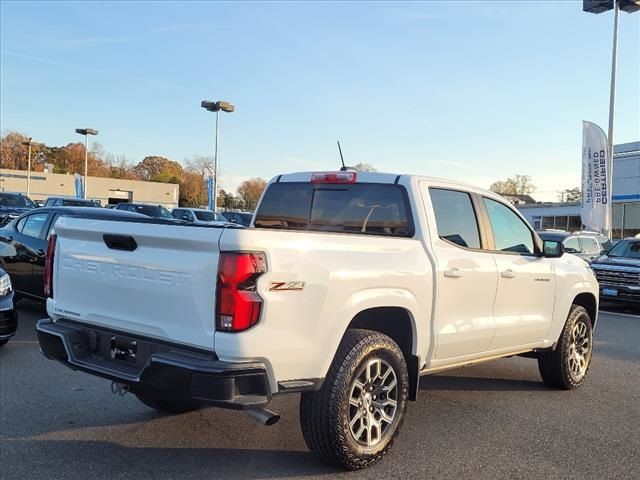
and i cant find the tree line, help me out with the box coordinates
[0,130,267,210]
[490,174,580,203]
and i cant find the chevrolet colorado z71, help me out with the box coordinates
[36,171,599,469]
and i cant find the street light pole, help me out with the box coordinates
[583,0,639,241]
[27,143,32,196]
[214,109,220,211]
[74,128,98,199]
[201,100,235,212]
[605,1,619,240]
[21,138,44,197]
[83,134,88,199]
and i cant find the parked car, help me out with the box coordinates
[36,170,598,470]
[0,266,18,347]
[115,202,174,219]
[537,230,606,262]
[221,211,253,226]
[591,237,640,305]
[172,208,231,225]
[44,197,101,208]
[0,192,36,227]
[0,207,145,301]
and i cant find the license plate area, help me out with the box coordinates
[602,288,618,297]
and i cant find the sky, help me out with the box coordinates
[1,0,638,200]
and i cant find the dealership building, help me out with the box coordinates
[0,168,179,208]
[516,141,640,239]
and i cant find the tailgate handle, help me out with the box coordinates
[103,234,137,251]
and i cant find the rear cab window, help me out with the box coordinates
[429,188,481,249]
[254,182,413,237]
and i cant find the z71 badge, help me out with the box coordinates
[269,281,306,291]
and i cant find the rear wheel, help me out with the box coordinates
[135,391,203,414]
[300,329,408,470]
[538,305,593,389]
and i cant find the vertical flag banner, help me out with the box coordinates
[581,121,611,236]
[205,173,214,210]
[74,174,84,200]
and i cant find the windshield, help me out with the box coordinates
[157,206,173,218]
[64,199,100,207]
[131,205,174,218]
[0,193,35,208]
[607,240,640,259]
[194,211,224,222]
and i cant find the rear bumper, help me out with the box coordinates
[36,318,271,410]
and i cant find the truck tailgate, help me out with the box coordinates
[48,217,224,350]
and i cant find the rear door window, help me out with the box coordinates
[20,213,50,239]
[564,237,580,252]
[429,188,481,249]
[579,237,600,254]
[254,182,412,237]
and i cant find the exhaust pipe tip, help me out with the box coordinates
[246,407,280,426]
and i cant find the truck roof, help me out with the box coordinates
[274,171,501,200]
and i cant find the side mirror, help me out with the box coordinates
[564,247,579,254]
[543,240,564,258]
[182,214,191,222]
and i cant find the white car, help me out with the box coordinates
[171,207,231,225]
[37,170,599,470]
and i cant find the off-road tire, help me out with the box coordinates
[135,391,203,414]
[538,305,593,389]
[300,328,409,470]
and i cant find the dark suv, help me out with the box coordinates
[115,203,175,219]
[591,238,640,305]
[0,192,36,227]
[44,197,101,208]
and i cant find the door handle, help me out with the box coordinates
[501,269,516,279]
[444,268,464,278]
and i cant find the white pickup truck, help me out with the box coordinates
[37,171,599,470]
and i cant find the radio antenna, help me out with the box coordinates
[337,140,346,171]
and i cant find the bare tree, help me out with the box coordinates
[490,175,536,195]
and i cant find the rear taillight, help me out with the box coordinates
[310,171,357,184]
[44,234,57,298]
[216,252,267,332]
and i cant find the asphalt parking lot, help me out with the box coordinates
[1,302,638,480]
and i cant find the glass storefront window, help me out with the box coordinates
[612,204,624,240]
[624,203,640,238]
[554,216,569,230]
[568,215,582,232]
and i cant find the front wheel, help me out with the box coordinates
[538,305,593,389]
[300,329,408,470]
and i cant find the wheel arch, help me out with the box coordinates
[346,306,420,401]
[572,292,598,328]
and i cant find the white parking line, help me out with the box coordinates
[599,310,639,319]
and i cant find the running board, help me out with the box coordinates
[419,348,535,376]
